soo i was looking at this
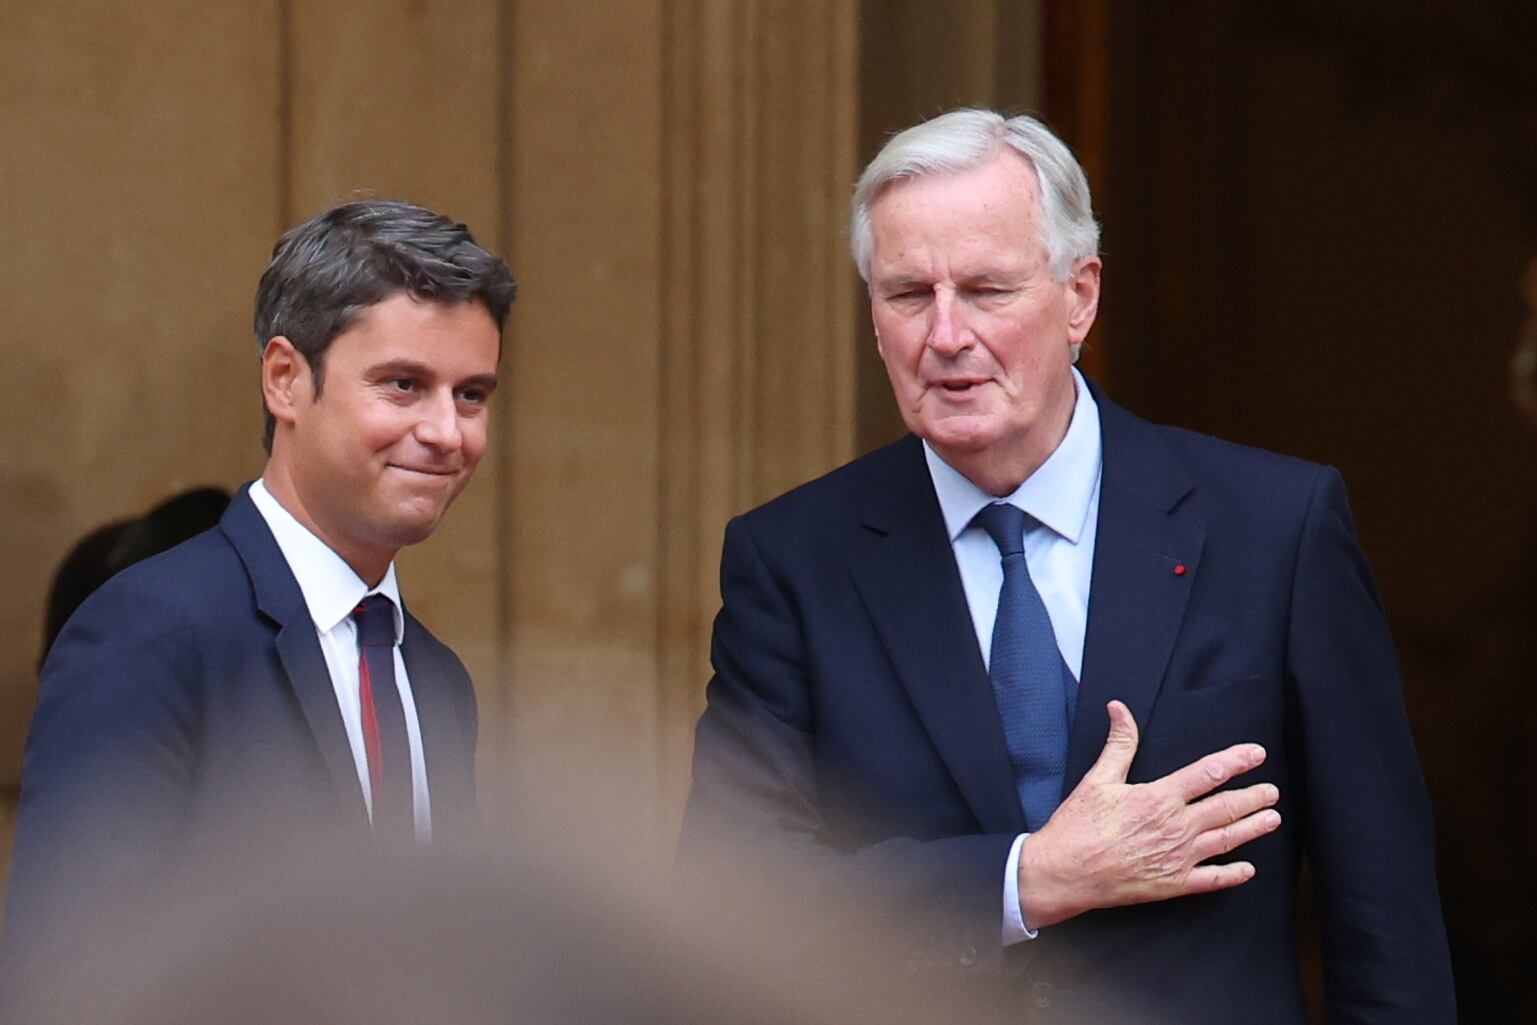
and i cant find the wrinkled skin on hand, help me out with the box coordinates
[1018,700,1281,930]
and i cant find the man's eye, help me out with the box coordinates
[456,389,487,405]
[389,378,417,392]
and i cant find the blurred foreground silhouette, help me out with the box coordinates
[2,795,1104,1025]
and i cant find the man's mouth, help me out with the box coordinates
[935,378,988,393]
[388,464,458,478]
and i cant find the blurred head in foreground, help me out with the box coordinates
[26,810,1070,1025]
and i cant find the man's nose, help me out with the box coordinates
[926,290,972,357]
[414,389,464,451]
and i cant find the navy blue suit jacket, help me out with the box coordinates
[684,388,1454,1024]
[1,486,477,999]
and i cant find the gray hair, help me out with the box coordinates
[850,108,1100,284]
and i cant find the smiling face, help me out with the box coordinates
[867,150,1100,495]
[261,291,501,583]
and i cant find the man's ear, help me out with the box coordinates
[1065,257,1102,344]
[261,337,312,428]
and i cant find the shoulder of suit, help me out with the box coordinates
[66,525,249,633]
[1122,413,1342,520]
[39,526,255,690]
[1154,420,1327,474]
[734,435,919,527]
[402,613,467,669]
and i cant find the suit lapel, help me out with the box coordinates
[220,487,369,825]
[1066,393,1205,789]
[849,439,1026,836]
[401,617,474,831]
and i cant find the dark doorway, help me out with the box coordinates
[1089,4,1537,1021]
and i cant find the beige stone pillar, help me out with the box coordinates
[497,0,858,842]
[654,0,860,830]
[0,0,284,784]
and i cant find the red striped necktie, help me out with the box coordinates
[352,595,414,840]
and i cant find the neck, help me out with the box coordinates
[260,462,391,588]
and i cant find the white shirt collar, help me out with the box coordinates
[247,479,404,642]
[924,367,1103,544]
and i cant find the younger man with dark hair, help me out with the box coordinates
[2,199,515,1017]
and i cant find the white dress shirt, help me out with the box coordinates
[922,368,1103,944]
[248,479,433,841]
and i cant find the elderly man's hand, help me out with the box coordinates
[1017,700,1281,930]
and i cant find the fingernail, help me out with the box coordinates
[1249,745,1266,766]
[1264,784,1280,803]
[1264,810,1282,828]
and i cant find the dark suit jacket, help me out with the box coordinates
[683,388,1454,1024]
[0,486,477,1009]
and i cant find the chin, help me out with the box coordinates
[919,418,1004,455]
[382,504,449,545]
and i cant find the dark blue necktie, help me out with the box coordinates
[973,503,1072,831]
[353,594,414,840]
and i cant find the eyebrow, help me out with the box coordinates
[873,276,932,293]
[458,373,499,394]
[367,359,434,378]
[958,272,1023,287]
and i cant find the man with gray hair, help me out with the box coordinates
[684,109,1454,1023]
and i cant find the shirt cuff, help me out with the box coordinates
[1002,832,1038,945]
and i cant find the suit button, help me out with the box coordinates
[1030,981,1053,1009]
[958,943,978,968]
